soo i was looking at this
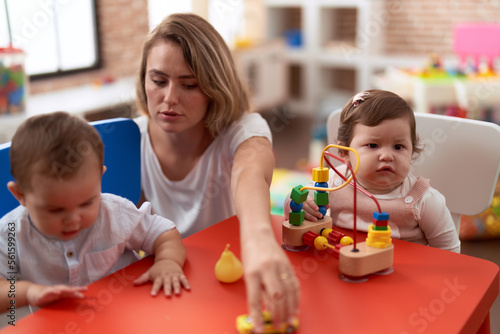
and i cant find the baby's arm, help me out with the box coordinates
[133,229,190,296]
[0,278,86,309]
[419,190,461,253]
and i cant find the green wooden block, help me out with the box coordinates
[314,192,329,206]
[290,185,309,204]
[289,210,305,226]
[372,225,388,231]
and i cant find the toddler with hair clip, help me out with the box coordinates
[285,89,460,253]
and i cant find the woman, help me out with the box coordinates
[135,13,299,329]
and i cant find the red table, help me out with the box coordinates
[2,215,498,333]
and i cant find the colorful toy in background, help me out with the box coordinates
[282,144,394,282]
[460,174,500,240]
[406,52,500,120]
[0,47,27,115]
[430,105,467,118]
[415,52,499,80]
[92,76,116,88]
[283,29,302,48]
[418,47,499,80]
[460,195,500,240]
[417,53,455,79]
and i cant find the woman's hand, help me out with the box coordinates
[232,137,299,330]
[241,232,300,332]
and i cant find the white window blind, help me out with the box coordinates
[0,0,99,77]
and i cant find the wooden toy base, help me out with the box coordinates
[282,215,333,247]
[338,242,394,277]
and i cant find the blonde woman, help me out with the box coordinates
[135,13,299,329]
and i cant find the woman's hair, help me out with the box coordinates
[10,111,104,191]
[337,89,422,157]
[136,13,251,137]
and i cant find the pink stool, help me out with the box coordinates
[454,23,500,69]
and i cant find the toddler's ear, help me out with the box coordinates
[7,181,25,206]
[336,141,349,159]
[102,165,107,175]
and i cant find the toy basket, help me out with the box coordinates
[460,176,500,240]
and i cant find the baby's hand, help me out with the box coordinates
[26,284,86,306]
[133,259,190,296]
[302,198,330,222]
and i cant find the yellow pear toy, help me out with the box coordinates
[215,244,243,283]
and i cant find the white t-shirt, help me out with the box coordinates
[0,193,176,286]
[135,113,272,238]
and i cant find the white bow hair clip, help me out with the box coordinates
[352,91,369,107]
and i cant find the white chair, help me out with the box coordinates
[326,109,500,232]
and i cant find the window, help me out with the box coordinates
[0,0,99,78]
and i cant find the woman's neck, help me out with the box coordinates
[150,119,212,151]
[148,119,214,180]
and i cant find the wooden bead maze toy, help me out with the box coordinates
[282,144,394,281]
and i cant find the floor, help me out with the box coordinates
[262,110,500,333]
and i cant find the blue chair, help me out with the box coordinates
[0,117,141,218]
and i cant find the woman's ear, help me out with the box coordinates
[7,181,25,206]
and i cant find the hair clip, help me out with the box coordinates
[352,91,369,107]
